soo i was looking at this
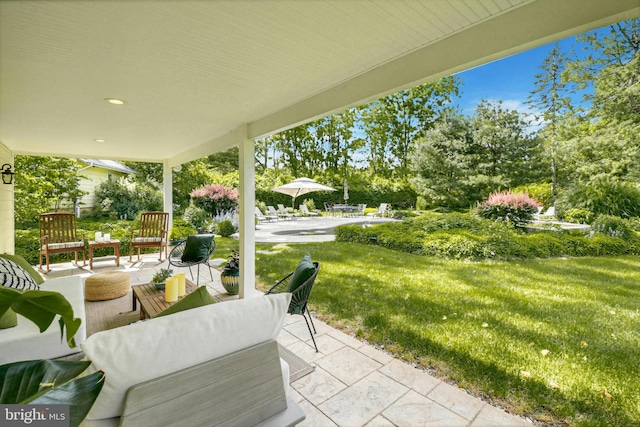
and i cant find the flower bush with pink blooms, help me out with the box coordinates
[476,191,540,225]
[190,184,239,216]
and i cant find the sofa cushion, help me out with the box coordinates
[0,257,39,290]
[0,308,17,329]
[153,285,216,318]
[81,292,291,420]
[0,253,44,285]
[180,234,214,263]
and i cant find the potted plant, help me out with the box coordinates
[220,250,239,295]
[151,267,173,290]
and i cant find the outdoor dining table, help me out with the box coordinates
[332,204,360,216]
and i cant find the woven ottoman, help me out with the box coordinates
[85,271,131,301]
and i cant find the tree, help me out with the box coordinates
[360,77,460,177]
[527,42,576,200]
[14,156,86,225]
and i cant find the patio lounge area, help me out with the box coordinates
[44,252,532,427]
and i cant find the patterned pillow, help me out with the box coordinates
[0,257,39,290]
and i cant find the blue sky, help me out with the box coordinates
[452,36,583,118]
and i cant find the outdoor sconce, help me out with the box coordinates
[1,163,15,185]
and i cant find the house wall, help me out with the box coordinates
[0,142,15,254]
[78,167,127,211]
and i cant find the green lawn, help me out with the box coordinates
[245,240,640,427]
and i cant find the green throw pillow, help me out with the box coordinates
[181,234,214,263]
[286,254,315,293]
[0,253,44,285]
[154,286,217,318]
[0,308,18,329]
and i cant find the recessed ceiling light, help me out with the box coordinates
[104,98,125,105]
[94,139,107,143]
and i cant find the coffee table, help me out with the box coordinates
[132,279,198,320]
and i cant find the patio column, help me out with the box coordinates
[238,125,258,298]
[162,160,173,233]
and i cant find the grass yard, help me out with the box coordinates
[247,240,640,427]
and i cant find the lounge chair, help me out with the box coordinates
[299,204,319,216]
[366,203,388,217]
[255,207,277,222]
[536,206,555,220]
[273,204,297,220]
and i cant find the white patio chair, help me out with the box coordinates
[366,203,388,217]
[255,207,277,222]
[299,204,319,216]
[277,204,299,219]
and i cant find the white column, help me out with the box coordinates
[162,160,173,232]
[238,125,257,298]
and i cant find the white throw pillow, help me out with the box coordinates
[81,293,291,420]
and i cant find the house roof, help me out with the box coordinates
[78,159,137,175]
[1,0,638,166]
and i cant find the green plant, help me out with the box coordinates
[152,268,173,284]
[223,249,239,270]
[559,177,640,219]
[476,191,540,224]
[591,215,634,240]
[302,198,316,212]
[0,288,104,427]
[170,219,197,241]
[183,203,210,231]
[563,208,595,224]
[217,220,236,237]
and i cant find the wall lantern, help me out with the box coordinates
[1,163,15,185]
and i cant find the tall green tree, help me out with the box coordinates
[14,156,86,225]
[527,43,576,200]
[360,77,460,177]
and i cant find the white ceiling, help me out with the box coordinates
[1,0,638,166]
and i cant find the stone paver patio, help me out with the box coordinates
[44,244,533,427]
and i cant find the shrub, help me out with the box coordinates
[559,177,640,219]
[591,215,634,240]
[511,183,553,209]
[190,184,239,216]
[217,220,236,237]
[302,198,316,212]
[183,204,210,231]
[170,219,197,242]
[563,208,595,224]
[476,191,540,224]
[415,196,428,211]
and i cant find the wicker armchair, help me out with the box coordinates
[266,262,320,352]
[168,235,216,285]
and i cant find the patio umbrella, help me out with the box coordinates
[343,179,349,202]
[272,177,336,208]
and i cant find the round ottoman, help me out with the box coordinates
[85,271,130,301]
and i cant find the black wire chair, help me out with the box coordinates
[168,235,216,285]
[265,262,320,352]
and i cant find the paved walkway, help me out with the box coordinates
[43,227,533,426]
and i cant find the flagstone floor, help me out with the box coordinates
[45,253,533,427]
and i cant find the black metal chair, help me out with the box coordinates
[168,235,216,285]
[266,262,320,352]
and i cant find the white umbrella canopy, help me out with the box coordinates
[272,177,336,208]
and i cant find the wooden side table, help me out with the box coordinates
[132,280,198,319]
[89,239,121,269]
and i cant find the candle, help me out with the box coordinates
[164,277,178,302]
[175,273,186,297]
[103,233,111,242]
[95,231,103,242]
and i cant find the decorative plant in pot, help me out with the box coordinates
[0,286,105,427]
[152,267,173,290]
[220,250,239,295]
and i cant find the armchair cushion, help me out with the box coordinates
[0,253,44,285]
[181,234,214,263]
[287,254,315,293]
[154,285,216,318]
[0,257,39,290]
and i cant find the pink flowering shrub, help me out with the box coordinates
[476,191,540,225]
[190,184,239,215]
